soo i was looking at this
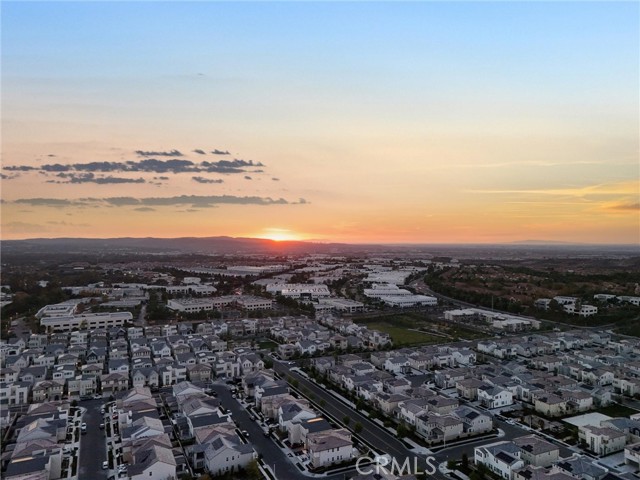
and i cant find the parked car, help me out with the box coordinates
[81,423,87,433]
[102,461,109,470]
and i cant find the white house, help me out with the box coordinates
[475,441,525,480]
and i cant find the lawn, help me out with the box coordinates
[258,340,279,350]
[597,403,640,418]
[365,322,441,346]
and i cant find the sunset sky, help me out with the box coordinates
[2,2,638,244]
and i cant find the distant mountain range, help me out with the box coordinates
[0,236,380,255]
[1,236,636,257]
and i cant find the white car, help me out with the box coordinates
[102,461,109,470]
[117,465,127,472]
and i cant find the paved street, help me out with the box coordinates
[78,398,108,480]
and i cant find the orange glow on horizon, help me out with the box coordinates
[253,228,303,242]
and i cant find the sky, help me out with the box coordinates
[2,1,638,244]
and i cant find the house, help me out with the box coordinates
[132,368,160,389]
[513,435,560,467]
[308,428,353,469]
[453,406,493,434]
[173,381,205,405]
[554,455,608,480]
[374,392,411,415]
[122,416,165,441]
[279,402,316,433]
[415,412,464,443]
[425,394,459,415]
[203,433,256,476]
[0,381,30,407]
[32,379,64,402]
[478,385,513,409]
[533,393,567,417]
[67,375,98,399]
[398,399,430,426]
[101,372,130,395]
[239,353,264,374]
[384,356,411,374]
[580,425,626,456]
[128,444,177,480]
[52,364,76,381]
[624,442,640,469]
[187,363,213,383]
[294,417,333,447]
[475,441,525,480]
[456,378,485,400]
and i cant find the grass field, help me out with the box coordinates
[596,403,640,418]
[365,322,441,346]
[258,340,279,350]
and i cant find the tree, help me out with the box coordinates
[343,415,351,426]
[354,422,363,434]
[462,453,469,470]
[245,459,262,480]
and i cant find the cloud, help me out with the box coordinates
[193,149,206,155]
[13,198,80,207]
[192,176,224,184]
[48,173,146,184]
[200,159,264,174]
[135,149,183,157]
[470,180,639,199]
[4,165,36,171]
[133,207,156,212]
[3,221,51,233]
[10,195,308,209]
[603,202,640,211]
[46,220,90,227]
[211,149,230,155]
[5,158,267,176]
[244,176,252,180]
[1,173,20,180]
[47,154,56,157]
[272,177,280,181]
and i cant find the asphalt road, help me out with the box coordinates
[78,398,108,480]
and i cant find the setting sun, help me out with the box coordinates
[254,228,302,242]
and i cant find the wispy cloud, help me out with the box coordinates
[192,176,224,184]
[470,180,639,198]
[135,149,183,157]
[192,149,206,155]
[4,158,265,175]
[601,201,640,212]
[11,195,308,209]
[46,173,146,184]
[212,149,230,155]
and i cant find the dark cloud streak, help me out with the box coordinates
[192,176,224,184]
[11,195,308,209]
[135,149,183,157]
